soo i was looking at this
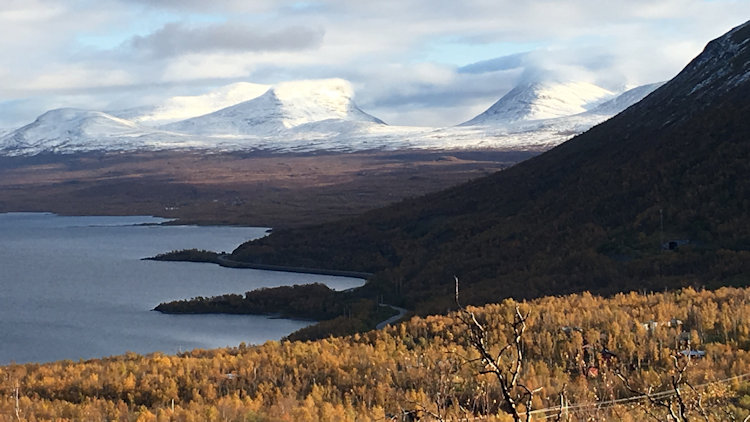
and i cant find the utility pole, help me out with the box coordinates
[658,208,664,288]
[659,208,664,252]
[14,381,20,421]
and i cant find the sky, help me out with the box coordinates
[0,0,748,129]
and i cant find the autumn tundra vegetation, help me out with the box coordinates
[2,286,749,421]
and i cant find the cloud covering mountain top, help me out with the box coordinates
[161,78,384,136]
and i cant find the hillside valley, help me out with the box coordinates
[226,21,750,315]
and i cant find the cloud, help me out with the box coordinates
[118,0,280,13]
[458,53,530,74]
[126,22,325,58]
[350,62,524,126]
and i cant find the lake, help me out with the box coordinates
[0,213,363,364]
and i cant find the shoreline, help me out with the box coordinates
[214,254,373,280]
[145,250,372,281]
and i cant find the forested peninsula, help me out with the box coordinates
[153,283,399,341]
[148,248,396,340]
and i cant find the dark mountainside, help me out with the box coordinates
[231,22,750,314]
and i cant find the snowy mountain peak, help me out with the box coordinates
[0,108,161,155]
[271,79,360,126]
[9,108,140,140]
[461,81,615,126]
[162,78,384,136]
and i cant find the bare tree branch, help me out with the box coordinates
[614,350,708,422]
[455,277,533,422]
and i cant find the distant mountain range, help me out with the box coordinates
[228,20,750,313]
[0,76,659,156]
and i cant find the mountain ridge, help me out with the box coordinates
[0,78,658,156]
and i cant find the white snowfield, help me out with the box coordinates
[0,78,660,156]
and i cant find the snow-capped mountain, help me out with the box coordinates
[460,81,615,126]
[161,79,385,137]
[1,108,147,152]
[0,108,203,155]
[0,77,660,156]
[110,82,270,126]
[402,81,660,152]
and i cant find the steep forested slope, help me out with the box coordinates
[231,22,750,313]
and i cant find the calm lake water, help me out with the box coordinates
[0,213,363,364]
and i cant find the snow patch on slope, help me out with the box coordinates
[685,21,750,97]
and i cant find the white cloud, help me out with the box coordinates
[0,1,65,22]
[158,54,260,82]
[126,22,325,58]
[25,66,135,93]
